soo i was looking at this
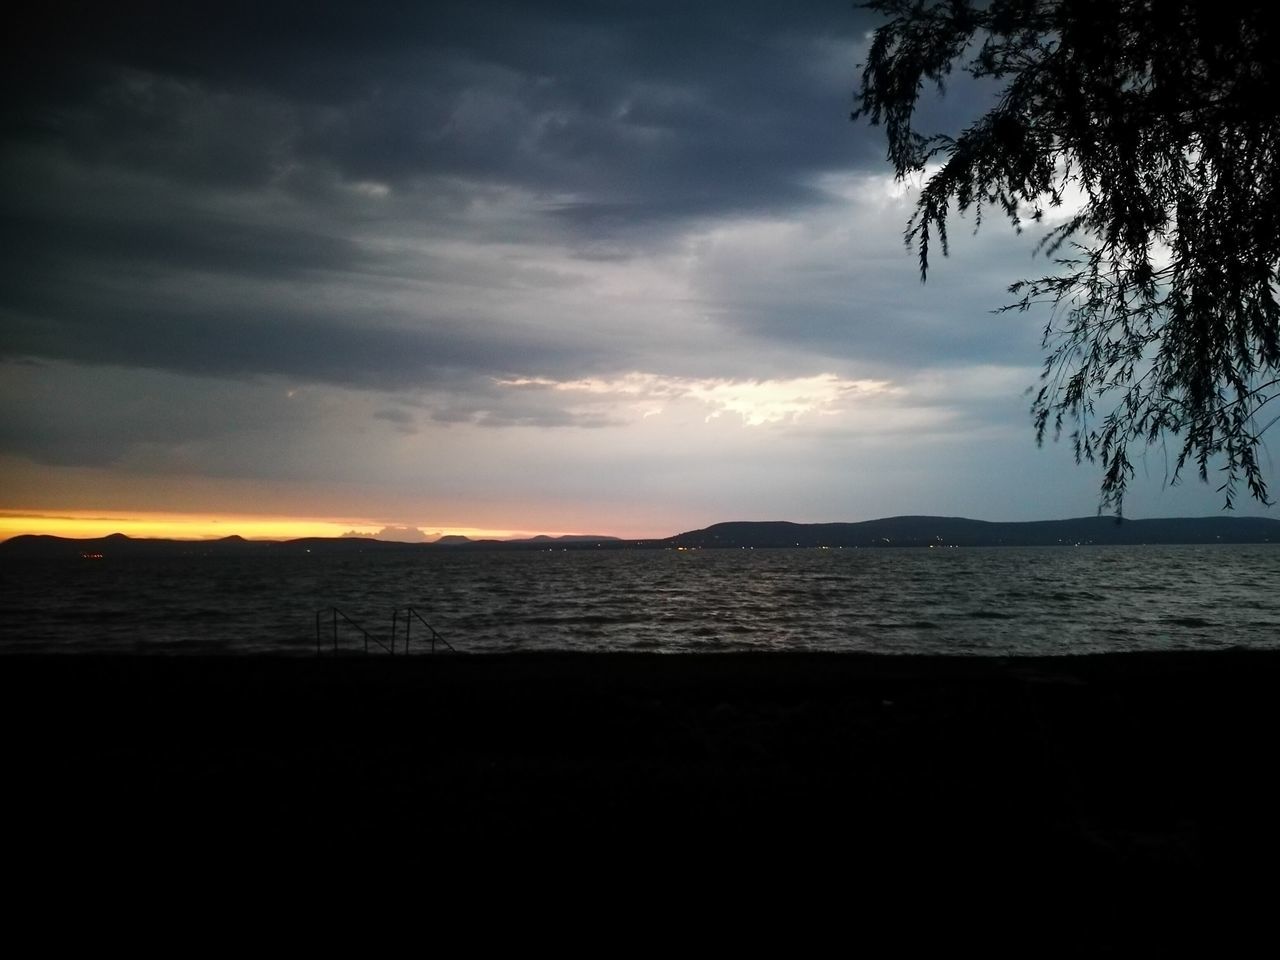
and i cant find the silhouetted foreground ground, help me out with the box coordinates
[7,650,1280,946]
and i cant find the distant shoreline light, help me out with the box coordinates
[0,511,550,543]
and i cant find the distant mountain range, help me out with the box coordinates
[0,530,627,558]
[666,516,1280,548]
[1,516,1276,558]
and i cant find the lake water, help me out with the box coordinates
[1,544,1277,655]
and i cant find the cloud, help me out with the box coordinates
[372,525,430,542]
[373,407,417,434]
[1,0,1264,529]
[497,372,893,426]
[0,2,924,398]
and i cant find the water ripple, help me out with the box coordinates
[2,543,1278,655]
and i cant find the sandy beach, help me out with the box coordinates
[7,649,1279,944]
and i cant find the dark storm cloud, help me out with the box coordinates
[3,205,366,282]
[3,1,1019,411]
[9,1,880,199]
[1,1,905,392]
[1,286,593,389]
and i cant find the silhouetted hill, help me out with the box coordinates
[0,531,627,557]
[0,533,278,558]
[2,516,1275,558]
[666,516,1280,548]
[510,534,622,543]
[0,534,416,558]
[273,537,418,554]
[458,535,627,550]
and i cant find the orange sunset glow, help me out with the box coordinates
[0,511,550,542]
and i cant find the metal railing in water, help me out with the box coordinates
[315,605,456,656]
[395,606,455,654]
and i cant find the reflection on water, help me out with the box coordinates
[1,545,1277,655]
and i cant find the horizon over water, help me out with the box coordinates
[1,544,1277,655]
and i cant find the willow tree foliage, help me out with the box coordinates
[853,0,1279,510]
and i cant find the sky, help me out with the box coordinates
[2,1,1274,541]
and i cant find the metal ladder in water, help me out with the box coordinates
[315,605,455,656]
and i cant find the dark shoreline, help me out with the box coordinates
[5,512,1277,558]
[9,649,1280,942]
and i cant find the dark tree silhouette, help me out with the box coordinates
[853,0,1279,511]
